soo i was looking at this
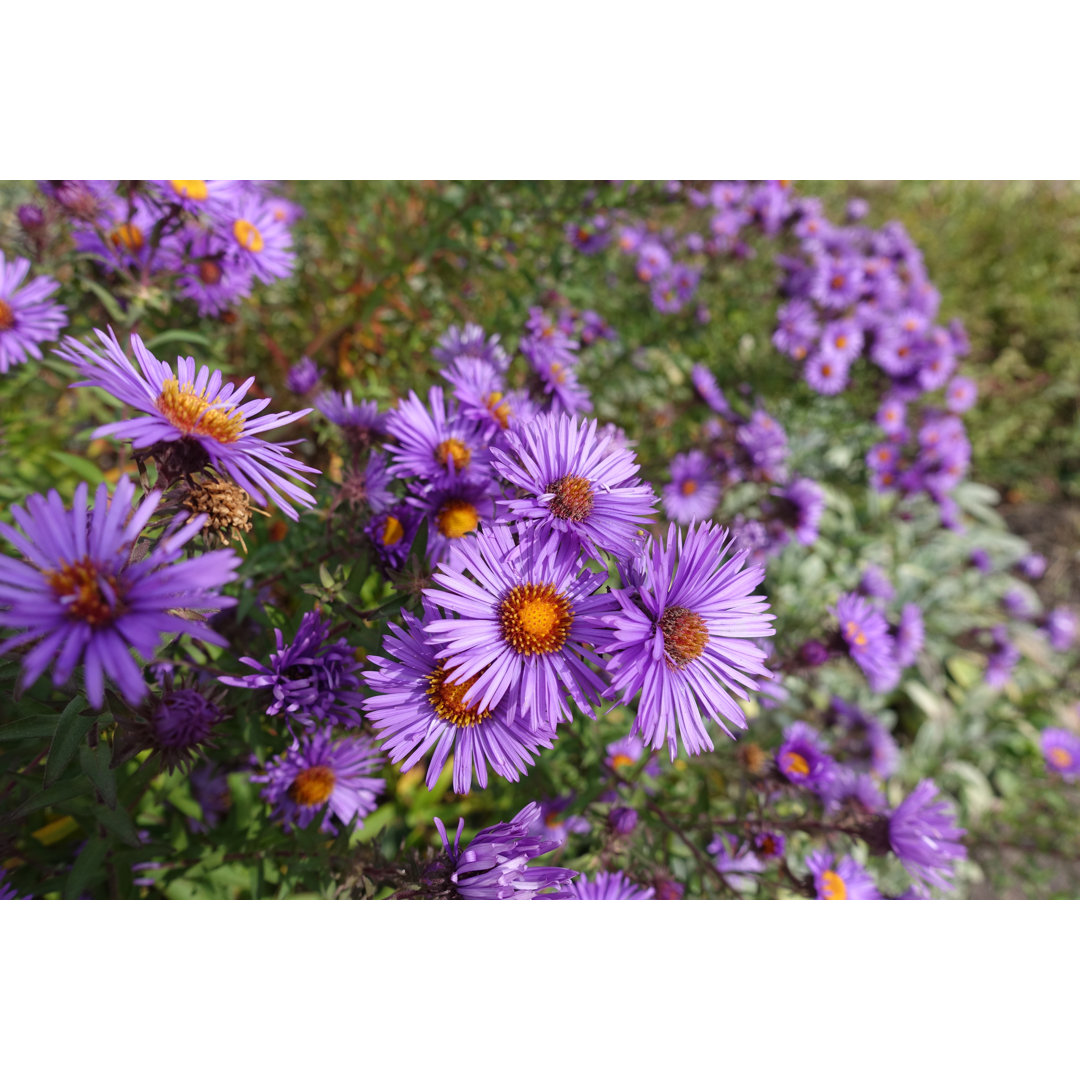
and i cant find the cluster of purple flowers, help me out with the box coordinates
[0,251,67,374]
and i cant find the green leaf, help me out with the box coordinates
[145,329,212,352]
[79,742,117,809]
[64,836,109,900]
[48,451,108,488]
[0,714,60,742]
[45,698,95,787]
[3,777,92,821]
[79,278,129,325]
[94,804,141,847]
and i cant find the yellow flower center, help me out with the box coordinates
[821,870,848,900]
[155,377,245,444]
[499,582,574,655]
[109,223,144,252]
[660,606,709,668]
[484,391,512,429]
[436,499,479,540]
[845,620,867,648]
[233,219,264,253]
[435,437,471,471]
[545,475,594,522]
[835,334,848,350]
[610,753,635,770]
[1050,746,1073,768]
[381,516,404,546]
[781,751,810,778]
[0,298,14,332]
[426,664,491,728]
[680,479,698,496]
[46,556,125,627]
[170,180,208,201]
[288,765,335,807]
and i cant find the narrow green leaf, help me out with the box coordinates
[48,451,108,488]
[3,777,92,821]
[45,698,95,787]
[145,329,212,352]
[64,836,110,900]
[79,742,118,809]
[0,714,60,743]
[79,278,129,325]
[94,804,141,847]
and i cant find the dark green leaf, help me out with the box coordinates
[79,741,117,809]
[0,714,59,743]
[2,777,92,822]
[94,804,141,847]
[45,698,95,787]
[64,836,110,900]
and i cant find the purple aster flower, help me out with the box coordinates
[830,697,900,777]
[945,375,977,413]
[984,625,1019,688]
[580,309,616,346]
[847,198,870,222]
[165,227,255,317]
[361,451,395,515]
[1016,552,1047,579]
[752,832,786,861]
[970,548,992,574]
[832,592,900,693]
[150,688,223,770]
[564,870,654,900]
[521,336,592,416]
[819,318,864,365]
[893,603,925,668]
[820,767,887,815]
[72,195,170,276]
[365,506,420,571]
[407,475,497,567]
[529,795,591,844]
[811,255,864,310]
[492,413,657,561]
[1002,587,1036,620]
[773,299,819,362]
[363,605,553,794]
[650,264,701,314]
[635,238,672,282]
[566,215,611,254]
[876,397,907,435]
[708,833,764,889]
[382,386,489,484]
[0,252,68,374]
[663,450,722,525]
[211,193,295,284]
[737,410,788,479]
[433,323,510,372]
[1042,728,1080,781]
[219,610,365,728]
[604,522,775,760]
[152,180,240,217]
[286,355,321,395]
[858,565,894,603]
[187,763,231,833]
[253,730,385,835]
[0,477,238,708]
[441,357,512,436]
[804,350,852,395]
[690,363,734,416]
[315,389,385,443]
[605,733,660,778]
[772,477,825,545]
[1044,607,1077,651]
[806,850,881,900]
[776,722,836,790]
[888,779,967,892]
[433,803,576,899]
[608,806,638,835]
[423,523,617,731]
[59,328,319,520]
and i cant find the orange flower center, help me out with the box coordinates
[171,180,208,201]
[233,219,264,253]
[845,620,868,648]
[0,298,14,332]
[781,751,810,777]
[610,753,635,769]
[1050,746,1073,768]
[109,223,144,252]
[46,556,125,627]
[288,765,335,807]
[835,335,848,350]
[484,391,512,429]
[545,475,594,522]
[435,437,471,471]
[436,499,479,539]
[381,516,404,546]
[499,582,574,655]
[155,377,245,444]
[426,663,491,728]
[680,479,698,495]
[198,259,223,285]
[660,606,709,668]
[821,870,848,900]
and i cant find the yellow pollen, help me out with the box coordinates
[545,475,594,522]
[288,765,335,807]
[660,606,709,668]
[835,335,848,350]
[426,664,491,728]
[436,499,479,539]
[233,219,264,253]
[46,556,125,627]
[0,298,14,332]
[549,361,567,385]
[435,438,471,471]
[499,582,573,656]
[610,754,635,770]
[877,449,891,462]
[782,751,810,778]
[171,180,208,201]
[484,391,512,429]
[109,223,144,252]
[845,620,867,648]
[155,377,245,444]
[381,516,404,546]
[1050,747,1073,768]
[821,870,848,900]
[680,479,698,496]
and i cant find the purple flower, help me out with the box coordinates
[152,179,240,217]
[433,323,510,372]
[365,506,420,571]
[708,833,764,889]
[858,566,894,603]
[608,806,638,835]
[363,605,553,794]
[60,329,319,520]
[806,850,881,900]
[150,688,223,769]
[804,351,852,395]
[407,475,497,567]
[737,410,788,478]
[0,252,67,374]
[776,722,835,790]
[1002,587,1036,620]
[0,868,29,901]
[253,731,385,835]
[492,413,657,561]
[166,227,254,317]
[689,363,733,416]
[773,299,819,362]
[521,335,592,416]
[1044,607,1077,651]
[970,548,992,574]
[604,522,774,760]
[529,795,591,844]
[1041,728,1080,781]
[211,192,295,284]
[219,611,366,728]
[847,198,870,222]
[566,215,611,254]
[888,779,967,892]
[382,386,489,484]
[285,355,321,395]
[650,264,700,314]
[635,238,671,282]
[752,832,786,861]
[945,375,977,413]
[315,389,385,441]
[72,195,169,275]
[985,625,1019,688]
[1016,552,1046,580]
[832,592,900,693]
[830,698,899,777]
[564,870,654,900]
[819,318,864,365]
[773,477,825,545]
[663,450,722,525]
[820,767,887,815]
[0,477,238,708]
[423,523,617,731]
[876,397,907,435]
[434,803,576,899]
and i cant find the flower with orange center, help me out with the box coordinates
[109,223,144,252]
[0,298,15,332]
[663,449,720,526]
[1042,729,1080,781]
[288,765,336,807]
[426,664,490,728]
[171,180,208,202]
[383,385,485,484]
[499,582,574,656]
[659,605,709,669]
[155,377,245,444]
[436,499,479,539]
[45,556,126,627]
[435,437,471,471]
[233,219,264,253]
[807,851,881,900]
